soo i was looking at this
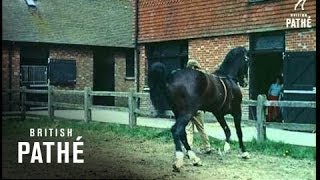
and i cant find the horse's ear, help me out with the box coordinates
[224,49,235,63]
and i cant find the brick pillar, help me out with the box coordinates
[2,43,21,111]
[114,51,135,107]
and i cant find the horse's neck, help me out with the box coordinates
[215,64,238,78]
[213,70,235,79]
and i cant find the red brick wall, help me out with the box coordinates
[137,44,155,111]
[138,37,250,111]
[189,35,250,118]
[49,45,94,90]
[2,42,136,109]
[189,35,249,73]
[138,0,316,43]
[44,45,93,105]
[138,34,250,92]
[138,21,315,119]
[138,45,147,91]
[114,51,136,106]
[285,28,316,51]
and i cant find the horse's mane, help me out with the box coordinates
[213,47,247,77]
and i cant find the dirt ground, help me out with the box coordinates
[2,129,316,180]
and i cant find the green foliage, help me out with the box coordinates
[3,117,315,161]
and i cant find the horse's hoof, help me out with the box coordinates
[239,152,250,159]
[204,149,212,154]
[187,150,202,166]
[172,164,181,172]
[173,151,184,172]
[223,142,230,153]
[193,160,203,166]
[172,160,184,172]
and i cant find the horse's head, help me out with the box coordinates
[214,46,249,87]
[236,47,249,87]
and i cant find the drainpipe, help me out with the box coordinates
[134,0,140,93]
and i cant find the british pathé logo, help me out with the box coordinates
[294,0,306,10]
[18,128,84,163]
[286,0,311,28]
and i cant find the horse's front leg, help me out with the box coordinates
[215,114,231,153]
[232,111,250,159]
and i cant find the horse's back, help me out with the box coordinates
[201,74,243,114]
[170,69,208,93]
[166,69,209,111]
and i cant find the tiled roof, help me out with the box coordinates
[138,0,316,43]
[2,0,134,47]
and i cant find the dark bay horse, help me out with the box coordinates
[148,47,250,172]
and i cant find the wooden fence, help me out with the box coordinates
[255,94,316,142]
[2,87,316,142]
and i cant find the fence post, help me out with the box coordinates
[128,89,137,128]
[48,85,54,120]
[256,94,267,142]
[84,87,92,122]
[21,86,26,121]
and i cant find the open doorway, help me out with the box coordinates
[20,43,49,110]
[249,52,283,99]
[93,47,115,106]
[248,31,285,120]
[249,52,283,120]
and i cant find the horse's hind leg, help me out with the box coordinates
[171,113,201,171]
[179,123,202,166]
[215,114,231,153]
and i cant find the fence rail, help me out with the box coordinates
[264,100,316,108]
[255,94,316,142]
[90,91,129,97]
[2,87,316,142]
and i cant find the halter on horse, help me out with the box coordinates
[148,47,249,172]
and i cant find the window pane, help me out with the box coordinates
[48,59,76,86]
[146,41,188,85]
[126,49,134,77]
[251,32,284,51]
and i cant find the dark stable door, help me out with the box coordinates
[282,51,315,124]
[93,48,115,106]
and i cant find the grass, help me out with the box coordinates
[2,116,316,161]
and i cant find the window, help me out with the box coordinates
[48,59,76,86]
[250,31,285,51]
[145,41,188,87]
[126,49,135,78]
[21,65,47,85]
[146,41,188,73]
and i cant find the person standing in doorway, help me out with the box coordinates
[267,75,283,122]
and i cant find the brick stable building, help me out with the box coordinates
[2,0,135,110]
[135,0,316,123]
[2,0,316,123]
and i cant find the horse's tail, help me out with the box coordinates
[148,62,169,116]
